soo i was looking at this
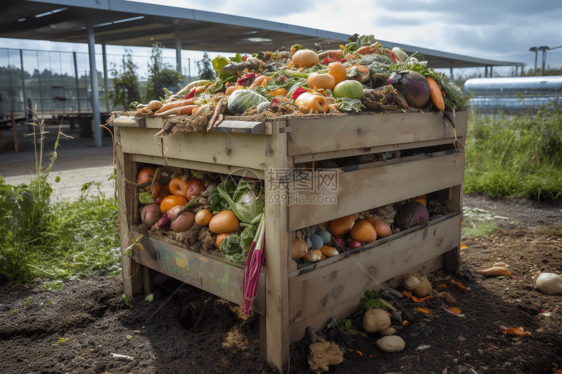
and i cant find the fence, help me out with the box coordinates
[0,48,199,120]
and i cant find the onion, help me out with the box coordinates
[333,237,344,246]
[155,214,169,228]
[348,240,362,249]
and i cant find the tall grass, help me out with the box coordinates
[464,110,562,199]
[0,115,120,283]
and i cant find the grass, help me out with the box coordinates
[464,110,562,200]
[0,114,120,284]
[461,207,498,238]
[535,226,562,236]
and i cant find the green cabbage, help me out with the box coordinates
[220,225,258,263]
[227,89,268,113]
[217,180,264,224]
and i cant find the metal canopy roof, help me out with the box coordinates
[3,0,524,69]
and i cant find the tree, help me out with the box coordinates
[108,50,141,110]
[197,52,215,80]
[146,42,183,100]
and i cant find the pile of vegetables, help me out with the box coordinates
[292,193,452,265]
[136,165,264,264]
[126,34,466,132]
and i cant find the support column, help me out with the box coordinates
[450,61,453,79]
[541,50,547,76]
[87,20,102,147]
[20,50,27,119]
[484,66,488,78]
[515,66,518,76]
[490,66,493,77]
[175,27,182,75]
[102,43,109,113]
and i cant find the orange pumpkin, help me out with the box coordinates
[160,195,188,214]
[168,176,190,198]
[415,196,427,206]
[295,93,329,113]
[350,220,377,243]
[366,218,392,238]
[307,73,336,91]
[292,49,319,68]
[329,215,356,236]
[328,62,347,85]
[269,88,288,97]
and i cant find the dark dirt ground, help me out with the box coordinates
[2,196,562,374]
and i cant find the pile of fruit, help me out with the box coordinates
[126,34,466,134]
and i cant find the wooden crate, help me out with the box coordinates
[111,110,467,372]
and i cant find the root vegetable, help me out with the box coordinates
[476,265,511,277]
[350,220,377,243]
[141,204,162,226]
[329,215,356,236]
[376,336,405,352]
[348,240,361,249]
[171,211,196,232]
[292,238,308,260]
[403,276,420,291]
[366,218,392,238]
[427,77,445,111]
[155,214,170,228]
[147,100,163,111]
[535,273,562,295]
[195,209,213,226]
[167,205,184,221]
[363,308,391,333]
[413,274,432,297]
[320,245,338,257]
[302,249,322,262]
[155,98,197,114]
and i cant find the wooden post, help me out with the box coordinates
[264,121,290,372]
[11,112,19,152]
[114,127,143,296]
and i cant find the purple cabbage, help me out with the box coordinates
[387,71,430,108]
[395,201,429,230]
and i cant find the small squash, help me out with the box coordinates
[269,88,288,97]
[225,86,244,96]
[292,238,308,260]
[328,62,347,85]
[350,220,377,243]
[307,73,336,91]
[292,49,319,68]
[302,249,323,262]
[195,209,213,226]
[333,80,364,99]
[216,232,234,248]
[329,215,356,236]
[366,218,392,238]
[320,245,339,257]
[209,210,240,234]
[295,92,329,113]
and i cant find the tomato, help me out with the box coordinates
[160,195,188,214]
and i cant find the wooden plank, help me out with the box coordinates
[131,154,265,179]
[110,116,146,128]
[214,121,265,134]
[114,127,143,296]
[287,110,468,156]
[292,137,463,164]
[288,151,465,231]
[264,121,290,372]
[288,214,462,325]
[142,266,152,295]
[288,254,443,344]
[130,230,266,315]
[120,126,272,171]
[444,184,463,273]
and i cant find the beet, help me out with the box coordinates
[387,71,430,108]
[395,201,429,230]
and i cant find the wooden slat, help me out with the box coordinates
[264,121,291,372]
[288,214,462,326]
[287,111,468,157]
[288,255,443,344]
[288,150,465,230]
[110,116,146,128]
[130,230,266,315]
[214,121,266,134]
[114,127,143,296]
[120,126,275,171]
[131,154,265,179]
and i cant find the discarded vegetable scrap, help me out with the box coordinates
[121,34,466,135]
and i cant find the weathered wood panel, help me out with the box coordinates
[120,126,274,171]
[287,111,468,156]
[288,151,465,230]
[130,230,265,315]
[288,255,443,344]
[288,214,462,325]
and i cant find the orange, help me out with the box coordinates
[160,195,187,214]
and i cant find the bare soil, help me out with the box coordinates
[2,200,562,374]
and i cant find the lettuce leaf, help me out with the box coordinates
[336,98,365,113]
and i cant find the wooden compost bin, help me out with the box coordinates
[111,110,467,372]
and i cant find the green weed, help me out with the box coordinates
[536,226,562,236]
[462,219,498,237]
[464,110,562,199]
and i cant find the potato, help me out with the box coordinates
[171,211,196,233]
[413,273,432,297]
[141,204,162,226]
[363,308,390,333]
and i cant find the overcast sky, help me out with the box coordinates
[1,0,560,77]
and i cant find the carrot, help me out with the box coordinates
[317,50,344,59]
[173,80,210,99]
[177,105,199,115]
[427,77,445,111]
[388,50,398,63]
[356,46,376,55]
[155,98,197,114]
[476,266,512,277]
[154,105,195,117]
[249,76,271,89]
